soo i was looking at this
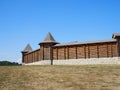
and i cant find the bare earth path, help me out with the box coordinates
[0,65,120,90]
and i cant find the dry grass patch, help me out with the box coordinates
[0,65,120,90]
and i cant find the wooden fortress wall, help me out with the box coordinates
[23,49,41,63]
[23,42,118,63]
[53,42,118,60]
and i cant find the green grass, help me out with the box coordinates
[0,65,120,90]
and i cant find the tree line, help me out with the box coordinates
[0,61,21,66]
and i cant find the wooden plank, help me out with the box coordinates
[66,47,68,59]
[117,40,120,56]
[67,47,69,59]
[43,46,44,60]
[33,53,34,62]
[88,45,90,58]
[57,48,58,60]
[84,45,86,59]
[31,54,32,62]
[97,44,99,58]
[64,47,66,59]
[111,44,113,57]
[76,46,77,59]
[50,47,52,60]
[107,43,108,57]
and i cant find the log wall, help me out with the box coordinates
[23,49,41,63]
[23,42,118,63]
[53,42,118,60]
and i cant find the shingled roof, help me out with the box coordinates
[54,39,116,47]
[22,44,33,53]
[39,32,58,44]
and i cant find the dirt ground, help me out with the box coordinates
[0,65,120,90]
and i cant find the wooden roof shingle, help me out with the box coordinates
[39,32,59,44]
[22,44,33,53]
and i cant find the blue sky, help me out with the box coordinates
[0,0,120,63]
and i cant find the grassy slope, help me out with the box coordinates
[0,65,120,90]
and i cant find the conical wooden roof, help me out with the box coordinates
[22,44,33,53]
[40,32,58,44]
[44,32,56,42]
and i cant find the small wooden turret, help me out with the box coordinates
[39,32,59,64]
[21,44,33,63]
